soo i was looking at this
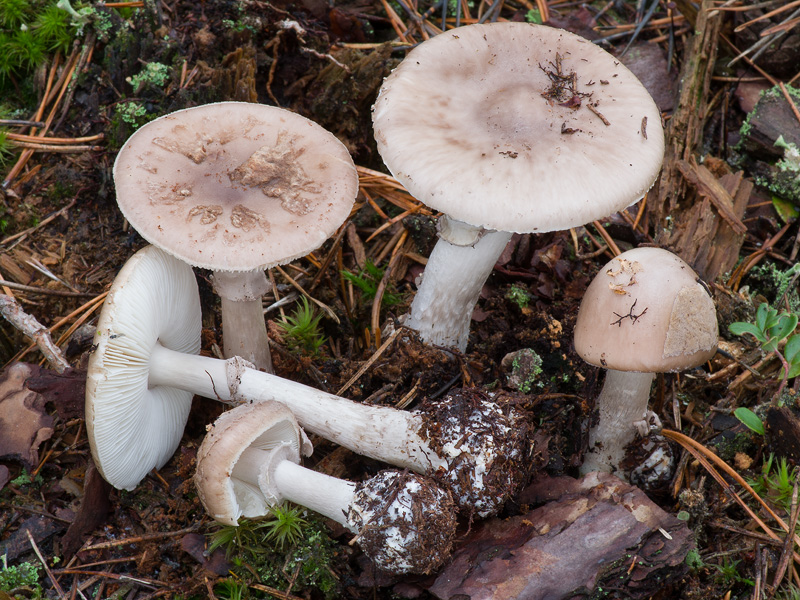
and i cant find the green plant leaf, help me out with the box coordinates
[755,302,771,331]
[734,407,765,435]
[728,321,766,343]
[769,313,798,344]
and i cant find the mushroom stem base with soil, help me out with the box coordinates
[405,218,512,352]
[579,370,655,475]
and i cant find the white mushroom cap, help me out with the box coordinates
[194,400,313,526]
[372,22,665,233]
[574,247,719,373]
[85,245,202,491]
[113,102,359,272]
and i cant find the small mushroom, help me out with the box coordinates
[573,247,718,475]
[87,245,527,516]
[113,102,358,371]
[195,400,456,575]
[372,23,665,351]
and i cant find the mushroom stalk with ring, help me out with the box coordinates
[404,216,512,351]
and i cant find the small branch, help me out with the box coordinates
[0,294,70,373]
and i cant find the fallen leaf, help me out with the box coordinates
[0,363,53,469]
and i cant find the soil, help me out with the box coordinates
[1,0,800,598]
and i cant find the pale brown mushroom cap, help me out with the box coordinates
[372,23,665,233]
[573,247,719,373]
[194,400,313,526]
[114,102,358,271]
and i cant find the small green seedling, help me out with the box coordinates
[277,296,326,356]
[729,302,798,354]
[729,302,800,400]
[748,453,798,511]
[733,407,765,436]
[341,259,402,307]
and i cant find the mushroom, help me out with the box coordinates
[113,102,358,371]
[195,399,457,575]
[573,247,718,475]
[87,245,527,516]
[372,22,665,351]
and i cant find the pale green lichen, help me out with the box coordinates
[755,135,800,204]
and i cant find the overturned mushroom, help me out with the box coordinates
[372,23,665,351]
[195,399,456,574]
[113,102,358,371]
[573,247,718,475]
[87,245,527,516]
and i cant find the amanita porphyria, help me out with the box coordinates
[113,102,358,371]
[372,22,665,351]
[574,247,718,475]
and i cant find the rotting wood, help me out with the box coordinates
[650,0,721,235]
[649,158,751,283]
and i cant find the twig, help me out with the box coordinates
[27,529,67,599]
[81,526,199,551]
[0,279,93,297]
[1,198,76,245]
[0,295,70,372]
[370,231,407,347]
[733,0,800,32]
[779,81,800,129]
[337,327,402,395]
[592,220,621,256]
[663,429,800,559]
[8,291,107,366]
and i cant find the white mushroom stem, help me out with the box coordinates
[212,270,273,373]
[405,217,512,352]
[148,344,447,474]
[579,370,655,475]
[233,446,357,528]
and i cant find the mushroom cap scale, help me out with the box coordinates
[194,400,312,526]
[85,245,201,491]
[114,102,359,272]
[573,247,718,373]
[372,23,665,233]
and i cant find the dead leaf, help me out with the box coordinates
[0,363,53,468]
[26,367,86,421]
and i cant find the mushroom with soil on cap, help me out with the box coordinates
[87,244,527,516]
[113,101,358,372]
[195,399,457,575]
[573,247,719,476]
[372,22,665,352]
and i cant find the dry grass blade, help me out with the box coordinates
[663,429,800,562]
[273,265,340,324]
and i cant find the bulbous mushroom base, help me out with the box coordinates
[347,471,457,575]
[418,389,530,518]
